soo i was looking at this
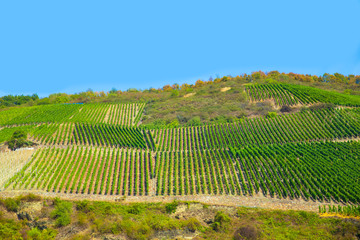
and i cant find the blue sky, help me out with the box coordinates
[1,1,360,97]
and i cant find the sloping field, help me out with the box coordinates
[246,84,360,106]
[155,141,360,203]
[0,102,146,145]
[0,89,360,211]
[7,108,358,150]
[0,148,34,189]
[70,103,145,126]
[0,102,145,127]
[2,141,360,205]
[246,84,302,105]
[4,146,152,196]
[152,109,360,151]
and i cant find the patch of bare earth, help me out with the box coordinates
[220,87,231,92]
[183,92,195,98]
[0,190,342,212]
[103,105,112,123]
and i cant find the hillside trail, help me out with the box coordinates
[330,136,360,142]
[0,190,341,212]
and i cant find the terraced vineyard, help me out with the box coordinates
[153,109,360,151]
[5,146,152,196]
[1,84,360,209]
[155,141,360,203]
[0,149,34,189]
[2,141,360,204]
[0,102,147,145]
[246,84,304,105]
[70,103,145,126]
[73,123,150,149]
[0,104,80,126]
[0,102,145,126]
[246,84,360,106]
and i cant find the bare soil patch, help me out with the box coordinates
[220,87,231,92]
[0,190,341,212]
[183,93,195,98]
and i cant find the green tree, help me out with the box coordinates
[7,130,34,151]
[266,112,277,118]
[188,116,201,126]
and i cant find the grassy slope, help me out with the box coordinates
[0,196,359,240]
[1,79,359,128]
[106,80,360,126]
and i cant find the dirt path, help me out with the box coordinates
[0,190,341,212]
[104,105,112,124]
[331,136,360,142]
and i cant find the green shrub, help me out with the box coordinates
[76,212,89,227]
[167,119,179,128]
[4,198,20,212]
[280,105,291,113]
[212,211,231,232]
[343,89,352,95]
[18,194,42,202]
[266,112,277,118]
[185,218,202,232]
[75,200,93,213]
[27,227,57,240]
[187,116,201,126]
[233,225,259,240]
[165,201,179,214]
[7,130,34,150]
[146,214,180,231]
[127,204,145,215]
[51,201,72,227]
[0,219,23,239]
[171,90,179,97]
[118,219,152,240]
[309,103,335,111]
[94,218,115,234]
[70,233,91,240]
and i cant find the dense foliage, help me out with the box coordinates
[7,130,34,150]
[0,94,38,108]
[2,196,358,240]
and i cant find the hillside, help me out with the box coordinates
[1,195,359,240]
[1,75,360,239]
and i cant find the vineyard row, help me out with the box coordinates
[153,108,360,151]
[0,102,145,127]
[3,141,360,204]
